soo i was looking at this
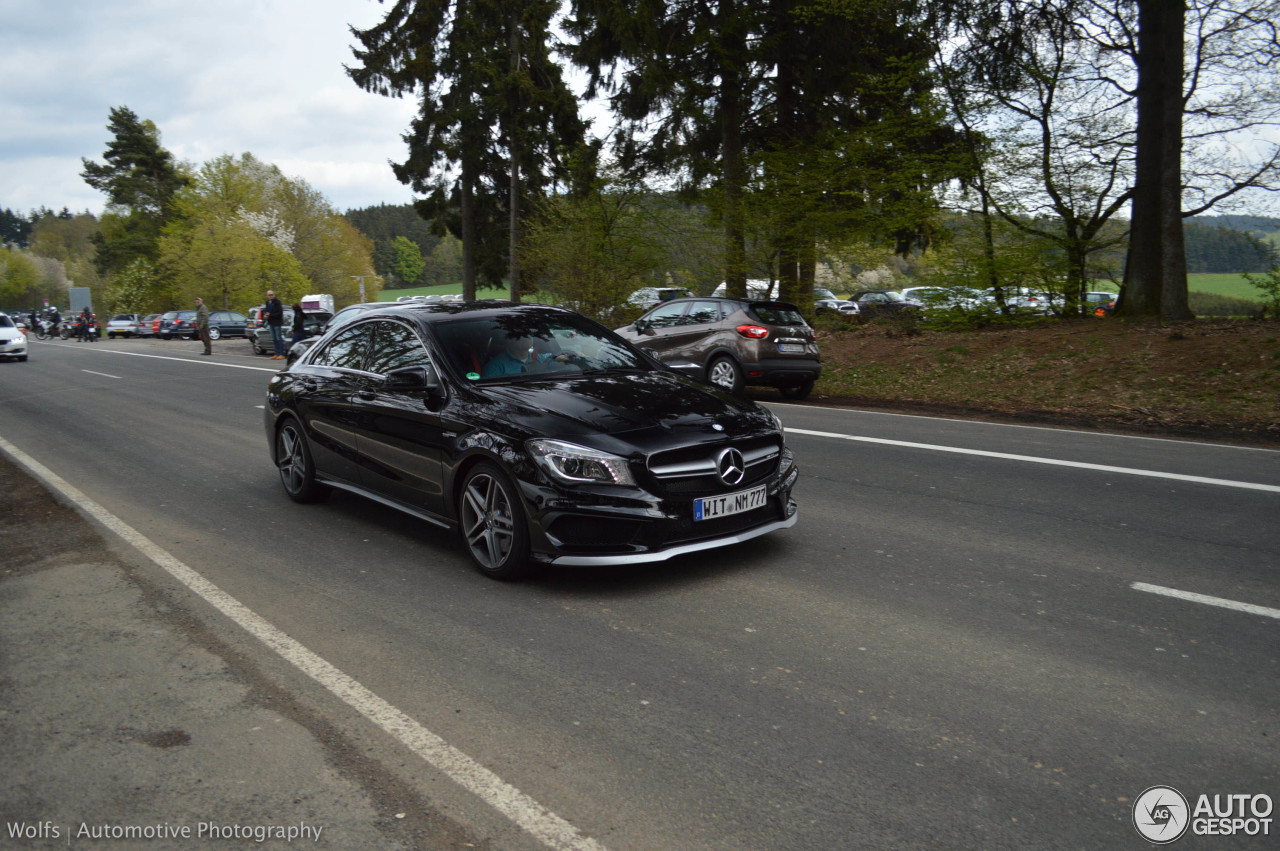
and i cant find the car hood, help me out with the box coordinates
[473,370,778,454]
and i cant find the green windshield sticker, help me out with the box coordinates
[466,371,480,381]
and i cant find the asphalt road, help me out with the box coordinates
[1,334,1277,850]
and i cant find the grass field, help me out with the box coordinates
[1187,273,1265,301]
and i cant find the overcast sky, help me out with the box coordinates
[0,0,444,216]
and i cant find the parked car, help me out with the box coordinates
[0,313,28,361]
[265,301,800,579]
[1003,287,1058,315]
[247,305,334,355]
[615,296,821,400]
[626,286,695,310]
[136,314,161,337]
[847,290,924,319]
[159,310,199,340]
[1084,291,1118,316]
[812,289,860,318]
[205,310,249,340]
[899,286,992,312]
[105,313,142,338]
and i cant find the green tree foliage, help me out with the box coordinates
[345,203,445,286]
[103,258,160,315]
[0,208,36,248]
[158,154,374,311]
[390,235,426,284]
[0,246,41,306]
[421,233,464,287]
[521,167,668,319]
[1184,223,1278,273]
[28,212,99,264]
[80,106,189,276]
[936,1,1138,314]
[568,0,959,308]
[348,0,584,300]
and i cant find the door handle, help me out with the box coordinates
[357,390,376,400]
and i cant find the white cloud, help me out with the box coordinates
[0,0,420,213]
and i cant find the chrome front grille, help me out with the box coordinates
[647,436,782,494]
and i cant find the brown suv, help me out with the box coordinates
[615,297,821,399]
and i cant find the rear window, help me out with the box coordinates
[748,302,807,326]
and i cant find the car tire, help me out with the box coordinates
[208,327,221,341]
[779,379,814,401]
[707,356,745,395]
[252,335,265,355]
[18,356,27,362]
[275,419,329,504]
[458,462,533,581]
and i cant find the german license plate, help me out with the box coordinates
[694,484,768,521]
[777,343,804,353]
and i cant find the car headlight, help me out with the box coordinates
[771,411,784,432]
[527,439,636,486]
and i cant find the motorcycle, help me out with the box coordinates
[35,318,59,341]
[73,316,99,342]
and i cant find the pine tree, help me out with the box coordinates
[80,106,188,275]
[348,0,583,301]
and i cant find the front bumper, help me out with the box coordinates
[0,339,27,358]
[522,454,801,566]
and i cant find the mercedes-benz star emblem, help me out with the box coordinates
[716,448,746,486]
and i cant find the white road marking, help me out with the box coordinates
[41,342,278,372]
[785,428,1280,493]
[1132,582,1280,620]
[0,434,606,851]
[769,401,1280,452]
[82,369,121,379]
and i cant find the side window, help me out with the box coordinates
[684,301,722,325]
[367,320,429,375]
[644,302,688,328]
[312,325,370,370]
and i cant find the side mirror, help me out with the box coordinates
[385,364,444,397]
[634,318,651,334]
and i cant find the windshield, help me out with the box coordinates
[749,303,808,326]
[0,315,14,328]
[432,313,649,382]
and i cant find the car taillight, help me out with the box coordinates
[735,324,770,339]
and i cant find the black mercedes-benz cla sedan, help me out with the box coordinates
[264,301,799,580]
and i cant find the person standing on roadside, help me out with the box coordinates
[289,302,307,348]
[264,289,286,359]
[195,297,211,355]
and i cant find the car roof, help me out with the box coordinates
[388,300,575,323]
[650,296,805,310]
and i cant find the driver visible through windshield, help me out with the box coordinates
[431,315,647,382]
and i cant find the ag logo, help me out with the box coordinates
[1133,785,1190,844]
